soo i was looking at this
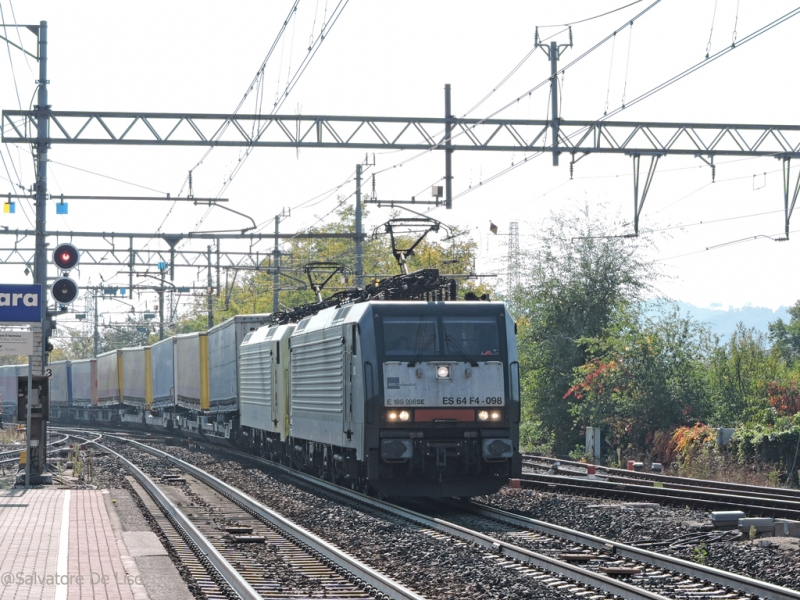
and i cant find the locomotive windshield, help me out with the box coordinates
[382,317,439,357]
[442,317,500,357]
[380,313,502,360]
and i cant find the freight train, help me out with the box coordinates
[3,268,521,497]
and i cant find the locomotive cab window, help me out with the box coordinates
[382,317,439,357]
[442,317,500,358]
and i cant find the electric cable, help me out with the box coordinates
[536,0,647,27]
[0,2,22,110]
[705,0,718,59]
[181,0,351,244]
[450,6,800,204]
[373,0,661,180]
[654,229,798,262]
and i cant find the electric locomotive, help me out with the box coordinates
[43,264,521,497]
[237,297,520,497]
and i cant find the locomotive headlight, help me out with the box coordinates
[478,410,490,421]
[399,410,411,421]
[490,411,502,420]
[436,365,450,379]
[388,411,398,421]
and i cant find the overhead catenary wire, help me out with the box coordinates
[449,5,800,204]
[536,0,647,27]
[182,0,351,244]
[373,0,661,181]
[705,0,719,59]
[0,2,22,111]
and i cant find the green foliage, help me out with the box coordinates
[173,203,490,330]
[58,318,151,359]
[769,300,800,365]
[511,204,658,453]
[707,324,784,426]
[694,543,708,564]
[566,306,713,452]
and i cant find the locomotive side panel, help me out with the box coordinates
[239,326,274,432]
[290,323,349,448]
[150,337,174,409]
[273,324,295,442]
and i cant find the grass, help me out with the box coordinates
[667,449,784,488]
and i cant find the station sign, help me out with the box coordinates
[0,284,42,324]
[0,330,33,356]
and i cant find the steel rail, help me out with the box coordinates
[210,443,800,600]
[89,439,262,600]
[181,442,671,600]
[111,436,426,600]
[524,455,800,499]
[0,433,70,457]
[520,473,800,520]
[64,427,800,599]
[459,500,800,600]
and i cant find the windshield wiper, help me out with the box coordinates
[445,334,479,367]
[407,334,435,367]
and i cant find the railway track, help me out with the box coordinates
[522,455,800,520]
[58,427,800,599]
[83,433,424,600]
[0,433,71,467]
[121,432,800,600]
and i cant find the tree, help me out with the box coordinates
[566,305,713,453]
[173,203,491,331]
[708,323,784,426]
[57,319,151,359]
[769,300,800,365]
[511,204,658,453]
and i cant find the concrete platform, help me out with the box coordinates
[0,489,192,600]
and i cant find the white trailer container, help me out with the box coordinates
[121,347,151,407]
[49,360,72,408]
[97,350,122,406]
[150,337,174,409]
[70,359,98,407]
[208,315,271,413]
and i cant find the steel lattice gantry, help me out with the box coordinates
[4,108,800,236]
[3,110,800,155]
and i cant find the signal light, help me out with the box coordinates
[51,277,79,304]
[52,243,80,271]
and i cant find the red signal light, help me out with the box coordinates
[52,243,80,270]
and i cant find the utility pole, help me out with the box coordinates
[207,245,213,329]
[93,290,99,357]
[355,164,363,287]
[34,21,48,375]
[444,84,453,209]
[507,222,520,295]
[535,27,572,166]
[272,215,281,313]
[158,270,165,341]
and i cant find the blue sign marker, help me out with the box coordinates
[0,284,43,323]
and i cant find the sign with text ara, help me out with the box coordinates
[0,284,43,324]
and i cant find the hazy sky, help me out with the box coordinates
[0,0,798,330]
